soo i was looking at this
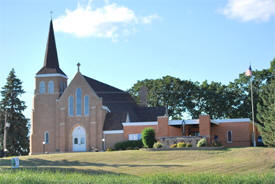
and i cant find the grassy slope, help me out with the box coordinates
[0,147,274,176]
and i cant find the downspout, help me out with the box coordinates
[181,119,186,136]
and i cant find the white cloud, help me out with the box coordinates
[54,2,159,40]
[141,14,160,24]
[222,0,275,22]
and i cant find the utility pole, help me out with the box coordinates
[250,78,256,147]
[3,111,7,157]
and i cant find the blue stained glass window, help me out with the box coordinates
[76,88,82,116]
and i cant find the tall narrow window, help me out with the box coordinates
[39,81,45,94]
[227,131,232,143]
[68,96,74,116]
[84,95,89,116]
[76,88,82,116]
[60,81,64,93]
[48,81,54,94]
[44,131,49,144]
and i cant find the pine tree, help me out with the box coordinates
[0,69,29,156]
[256,61,275,147]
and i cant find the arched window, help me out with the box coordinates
[68,96,74,116]
[84,95,89,116]
[48,81,54,94]
[227,131,232,143]
[60,81,64,93]
[44,131,49,144]
[76,88,82,116]
[39,81,45,94]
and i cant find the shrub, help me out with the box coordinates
[153,142,163,149]
[186,142,192,147]
[106,148,113,151]
[170,144,177,148]
[177,142,186,148]
[197,138,207,147]
[212,140,222,147]
[114,140,143,150]
[141,128,156,148]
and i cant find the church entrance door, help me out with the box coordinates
[72,126,86,152]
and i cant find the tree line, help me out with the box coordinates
[128,59,275,146]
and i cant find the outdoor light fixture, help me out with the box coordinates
[42,141,46,154]
[6,122,10,128]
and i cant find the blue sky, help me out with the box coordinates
[0,0,274,119]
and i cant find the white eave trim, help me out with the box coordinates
[36,73,68,79]
[168,119,199,125]
[122,121,158,126]
[211,118,250,124]
[102,105,111,113]
[103,130,124,134]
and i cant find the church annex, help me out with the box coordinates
[29,21,165,154]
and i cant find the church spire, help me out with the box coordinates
[37,20,66,76]
[43,20,59,68]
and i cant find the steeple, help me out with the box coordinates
[37,20,66,76]
[44,20,59,68]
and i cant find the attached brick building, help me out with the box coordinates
[123,115,258,147]
[30,21,258,154]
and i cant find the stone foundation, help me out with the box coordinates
[158,136,203,148]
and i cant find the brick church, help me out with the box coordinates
[29,20,165,154]
[30,21,259,154]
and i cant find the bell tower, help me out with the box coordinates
[30,20,67,154]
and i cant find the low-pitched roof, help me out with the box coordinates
[83,75,165,130]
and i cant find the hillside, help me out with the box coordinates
[0,147,274,176]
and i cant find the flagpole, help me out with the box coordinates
[250,76,256,147]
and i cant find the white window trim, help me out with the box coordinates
[227,130,232,143]
[103,130,124,134]
[128,134,141,141]
[44,131,49,144]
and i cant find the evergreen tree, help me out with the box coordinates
[0,69,29,156]
[256,61,275,147]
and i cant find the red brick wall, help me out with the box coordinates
[157,116,169,137]
[211,122,251,147]
[123,125,158,140]
[168,126,182,137]
[199,115,211,143]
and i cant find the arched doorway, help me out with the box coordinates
[72,126,86,152]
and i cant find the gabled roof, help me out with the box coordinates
[83,75,165,130]
[37,20,66,76]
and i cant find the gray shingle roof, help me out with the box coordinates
[83,75,165,130]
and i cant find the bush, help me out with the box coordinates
[177,142,186,148]
[186,143,192,147]
[141,128,156,148]
[153,142,163,149]
[212,140,222,147]
[114,140,143,150]
[197,138,207,147]
[170,144,177,148]
[106,148,113,151]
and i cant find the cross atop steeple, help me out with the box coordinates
[77,62,81,72]
[50,10,53,20]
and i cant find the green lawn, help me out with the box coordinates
[0,147,274,183]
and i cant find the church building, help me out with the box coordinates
[30,21,259,154]
[29,21,165,154]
